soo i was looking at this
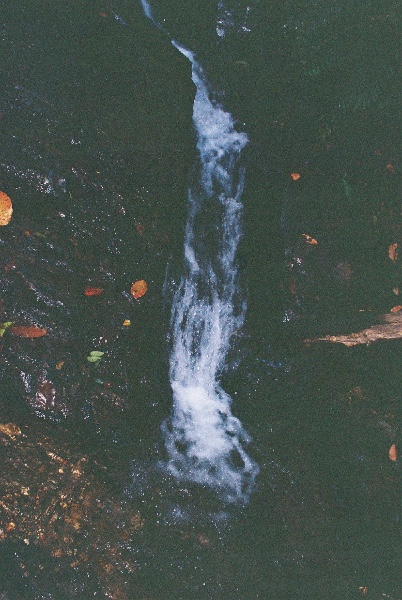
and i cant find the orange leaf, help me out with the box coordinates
[290,172,301,181]
[388,243,398,262]
[302,233,318,245]
[84,287,104,297]
[390,305,402,313]
[11,325,47,338]
[0,191,13,226]
[130,279,147,299]
[389,443,397,462]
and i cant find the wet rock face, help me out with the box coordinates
[0,1,194,422]
[1,0,194,195]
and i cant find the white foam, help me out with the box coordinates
[140,1,259,504]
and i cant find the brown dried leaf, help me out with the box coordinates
[0,191,13,226]
[390,305,402,313]
[389,443,397,462]
[388,243,398,263]
[130,279,147,300]
[302,233,318,245]
[11,325,47,338]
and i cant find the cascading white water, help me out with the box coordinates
[140,0,259,504]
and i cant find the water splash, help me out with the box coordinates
[140,0,258,504]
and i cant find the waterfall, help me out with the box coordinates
[140,1,259,504]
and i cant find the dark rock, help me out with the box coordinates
[0,1,195,420]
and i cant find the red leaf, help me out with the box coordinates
[11,325,47,338]
[84,287,104,297]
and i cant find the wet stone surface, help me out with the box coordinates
[0,421,146,598]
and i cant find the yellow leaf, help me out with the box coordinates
[123,319,131,326]
[130,280,147,300]
[0,191,13,226]
[56,361,65,370]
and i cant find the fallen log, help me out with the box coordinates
[305,312,402,347]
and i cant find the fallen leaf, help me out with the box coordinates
[393,287,399,295]
[136,224,145,235]
[0,321,13,337]
[388,243,398,263]
[290,172,301,181]
[389,443,397,462]
[386,163,395,174]
[84,287,104,297]
[130,279,147,300]
[55,360,65,370]
[390,305,402,313]
[123,319,131,326]
[302,233,318,245]
[11,325,47,338]
[0,191,13,226]
[87,350,104,363]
